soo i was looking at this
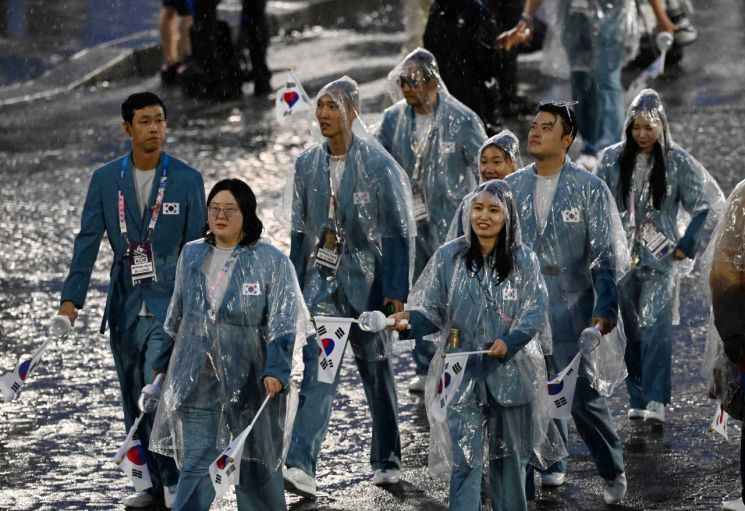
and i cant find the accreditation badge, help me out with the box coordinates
[314,228,344,273]
[411,182,430,224]
[638,219,675,260]
[128,240,157,285]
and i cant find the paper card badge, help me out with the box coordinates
[547,353,581,420]
[209,395,271,500]
[430,353,470,423]
[314,317,353,384]
[112,415,153,492]
[709,402,730,441]
[275,70,311,125]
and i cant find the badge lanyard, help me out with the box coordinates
[473,266,514,329]
[627,157,673,262]
[410,110,435,182]
[207,245,244,305]
[325,155,344,235]
[118,154,170,285]
[118,154,170,243]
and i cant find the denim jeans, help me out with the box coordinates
[619,268,676,407]
[110,316,180,494]
[285,290,401,476]
[173,374,286,511]
[562,3,626,155]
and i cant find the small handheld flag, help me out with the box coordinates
[547,353,581,420]
[313,316,353,384]
[430,352,470,423]
[209,394,272,499]
[112,415,153,491]
[0,315,72,403]
[275,70,311,125]
[709,402,730,441]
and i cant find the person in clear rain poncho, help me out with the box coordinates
[702,179,745,511]
[282,76,416,496]
[150,179,310,510]
[389,180,563,511]
[447,129,523,241]
[375,47,486,392]
[595,88,724,424]
[505,102,631,504]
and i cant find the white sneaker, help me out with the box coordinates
[645,401,666,424]
[408,375,426,393]
[540,471,566,487]
[283,467,317,498]
[163,485,178,509]
[576,153,598,172]
[603,472,627,504]
[627,408,646,420]
[372,468,401,486]
[723,497,745,510]
[121,491,155,508]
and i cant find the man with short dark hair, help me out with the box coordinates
[505,102,630,505]
[376,48,485,391]
[283,77,415,497]
[57,92,206,508]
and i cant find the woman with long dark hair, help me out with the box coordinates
[596,89,724,425]
[150,178,310,510]
[389,180,561,510]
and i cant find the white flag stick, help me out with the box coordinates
[444,350,491,357]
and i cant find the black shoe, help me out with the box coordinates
[160,63,180,86]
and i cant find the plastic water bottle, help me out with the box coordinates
[358,311,388,332]
[138,373,165,414]
[49,315,72,338]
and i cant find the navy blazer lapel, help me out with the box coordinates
[119,153,143,240]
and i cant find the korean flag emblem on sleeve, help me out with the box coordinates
[163,202,180,215]
[243,283,261,296]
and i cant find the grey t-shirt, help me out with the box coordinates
[133,166,155,316]
[202,246,237,311]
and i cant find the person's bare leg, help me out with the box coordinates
[159,7,179,66]
[178,15,193,63]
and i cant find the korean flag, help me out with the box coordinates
[209,429,249,500]
[313,316,353,384]
[547,353,581,420]
[113,426,153,492]
[430,353,470,423]
[275,70,311,125]
[709,402,730,441]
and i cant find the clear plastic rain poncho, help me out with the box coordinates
[596,88,725,323]
[375,48,486,277]
[701,180,745,419]
[505,155,630,396]
[281,76,416,359]
[540,0,640,79]
[446,130,523,242]
[150,239,313,470]
[407,180,566,479]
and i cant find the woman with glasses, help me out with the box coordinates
[150,178,310,510]
[389,180,562,510]
[596,89,724,425]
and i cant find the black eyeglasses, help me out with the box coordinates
[397,75,422,89]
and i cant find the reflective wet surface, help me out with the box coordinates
[2,0,745,509]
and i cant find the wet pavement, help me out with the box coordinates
[1,0,745,509]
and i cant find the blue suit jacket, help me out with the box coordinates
[61,151,206,335]
[506,161,620,360]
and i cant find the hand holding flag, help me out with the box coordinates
[0,315,72,403]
